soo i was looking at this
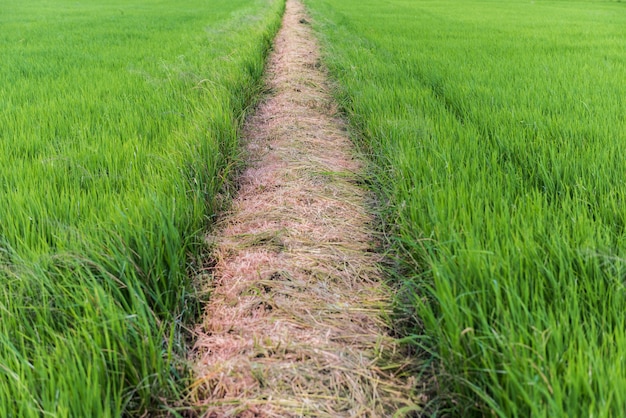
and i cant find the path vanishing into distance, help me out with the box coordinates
[189,0,421,416]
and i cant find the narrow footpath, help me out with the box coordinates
[190,1,421,416]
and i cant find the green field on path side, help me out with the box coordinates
[0,0,283,415]
[304,0,626,416]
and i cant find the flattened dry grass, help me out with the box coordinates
[189,0,422,416]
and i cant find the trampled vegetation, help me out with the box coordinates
[0,0,282,415]
[305,0,626,415]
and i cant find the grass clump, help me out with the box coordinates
[304,0,626,416]
[0,0,284,415]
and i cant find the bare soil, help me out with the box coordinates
[190,1,421,416]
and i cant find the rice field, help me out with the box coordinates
[0,0,283,415]
[304,0,626,416]
[6,0,626,414]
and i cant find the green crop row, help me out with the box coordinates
[304,0,626,416]
[0,0,283,415]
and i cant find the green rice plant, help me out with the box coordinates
[0,0,283,415]
[304,0,626,415]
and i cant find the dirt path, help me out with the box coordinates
[190,0,420,416]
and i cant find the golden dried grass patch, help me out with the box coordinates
[189,0,423,416]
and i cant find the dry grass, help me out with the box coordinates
[189,0,423,416]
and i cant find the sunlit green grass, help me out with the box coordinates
[305,0,626,415]
[0,0,283,415]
